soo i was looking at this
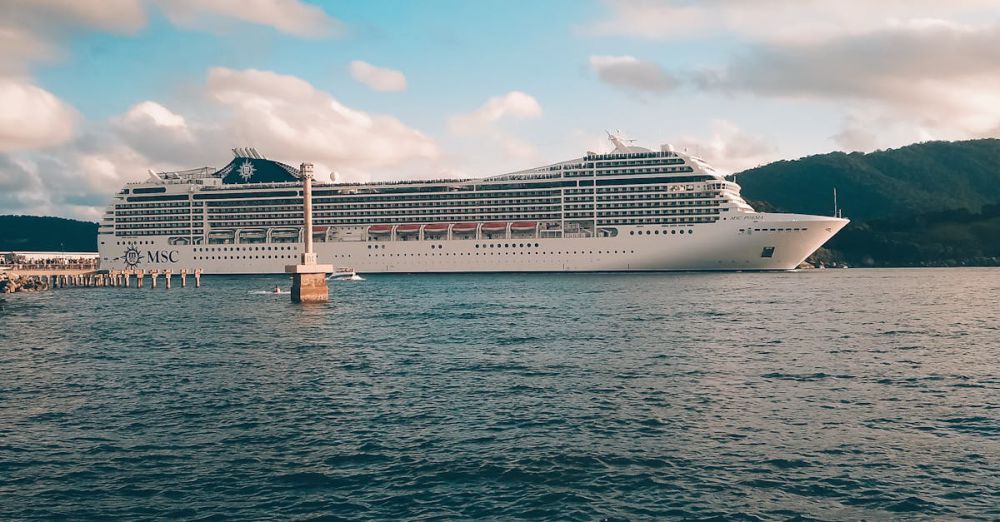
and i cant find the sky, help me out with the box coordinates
[2,0,1000,220]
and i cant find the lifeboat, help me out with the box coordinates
[311,226,329,242]
[481,222,508,232]
[424,223,449,235]
[208,229,236,244]
[510,221,537,232]
[368,224,392,235]
[239,228,267,243]
[396,224,421,235]
[452,222,478,234]
[270,227,299,243]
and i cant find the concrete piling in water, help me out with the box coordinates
[137,270,144,288]
[165,270,172,289]
[180,269,187,288]
[195,269,202,288]
[151,270,159,289]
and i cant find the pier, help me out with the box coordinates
[1,267,204,294]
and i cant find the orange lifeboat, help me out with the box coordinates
[368,224,392,235]
[481,222,507,232]
[396,224,421,235]
[510,221,537,232]
[424,223,449,235]
[452,222,478,234]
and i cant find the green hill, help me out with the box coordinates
[0,215,98,252]
[736,139,1000,221]
[735,139,1000,266]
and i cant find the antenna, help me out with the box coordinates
[606,130,629,152]
[833,187,838,217]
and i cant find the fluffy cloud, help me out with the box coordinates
[206,67,437,175]
[448,91,543,160]
[0,141,153,219]
[1,0,146,34]
[589,55,677,96]
[675,120,778,174]
[0,67,442,219]
[585,1,1000,150]
[0,154,46,212]
[586,0,1000,43]
[698,21,1000,149]
[0,0,149,153]
[155,0,344,38]
[0,78,77,152]
[0,28,55,74]
[349,60,407,92]
[113,101,200,163]
[449,91,542,134]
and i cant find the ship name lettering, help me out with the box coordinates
[147,250,179,263]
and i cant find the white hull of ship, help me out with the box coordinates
[98,214,848,275]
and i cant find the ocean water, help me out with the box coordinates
[1,268,997,520]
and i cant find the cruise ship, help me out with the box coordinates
[98,134,848,274]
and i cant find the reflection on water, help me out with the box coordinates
[1,268,998,520]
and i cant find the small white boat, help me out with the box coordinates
[327,267,363,280]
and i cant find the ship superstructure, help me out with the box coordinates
[98,137,848,273]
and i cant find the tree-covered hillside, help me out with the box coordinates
[737,139,1000,221]
[735,139,1000,266]
[0,215,98,252]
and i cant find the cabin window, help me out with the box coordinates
[761,246,775,258]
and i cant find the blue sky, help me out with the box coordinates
[2,0,999,219]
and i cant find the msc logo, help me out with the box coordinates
[147,250,180,263]
[123,245,141,268]
[119,246,179,268]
